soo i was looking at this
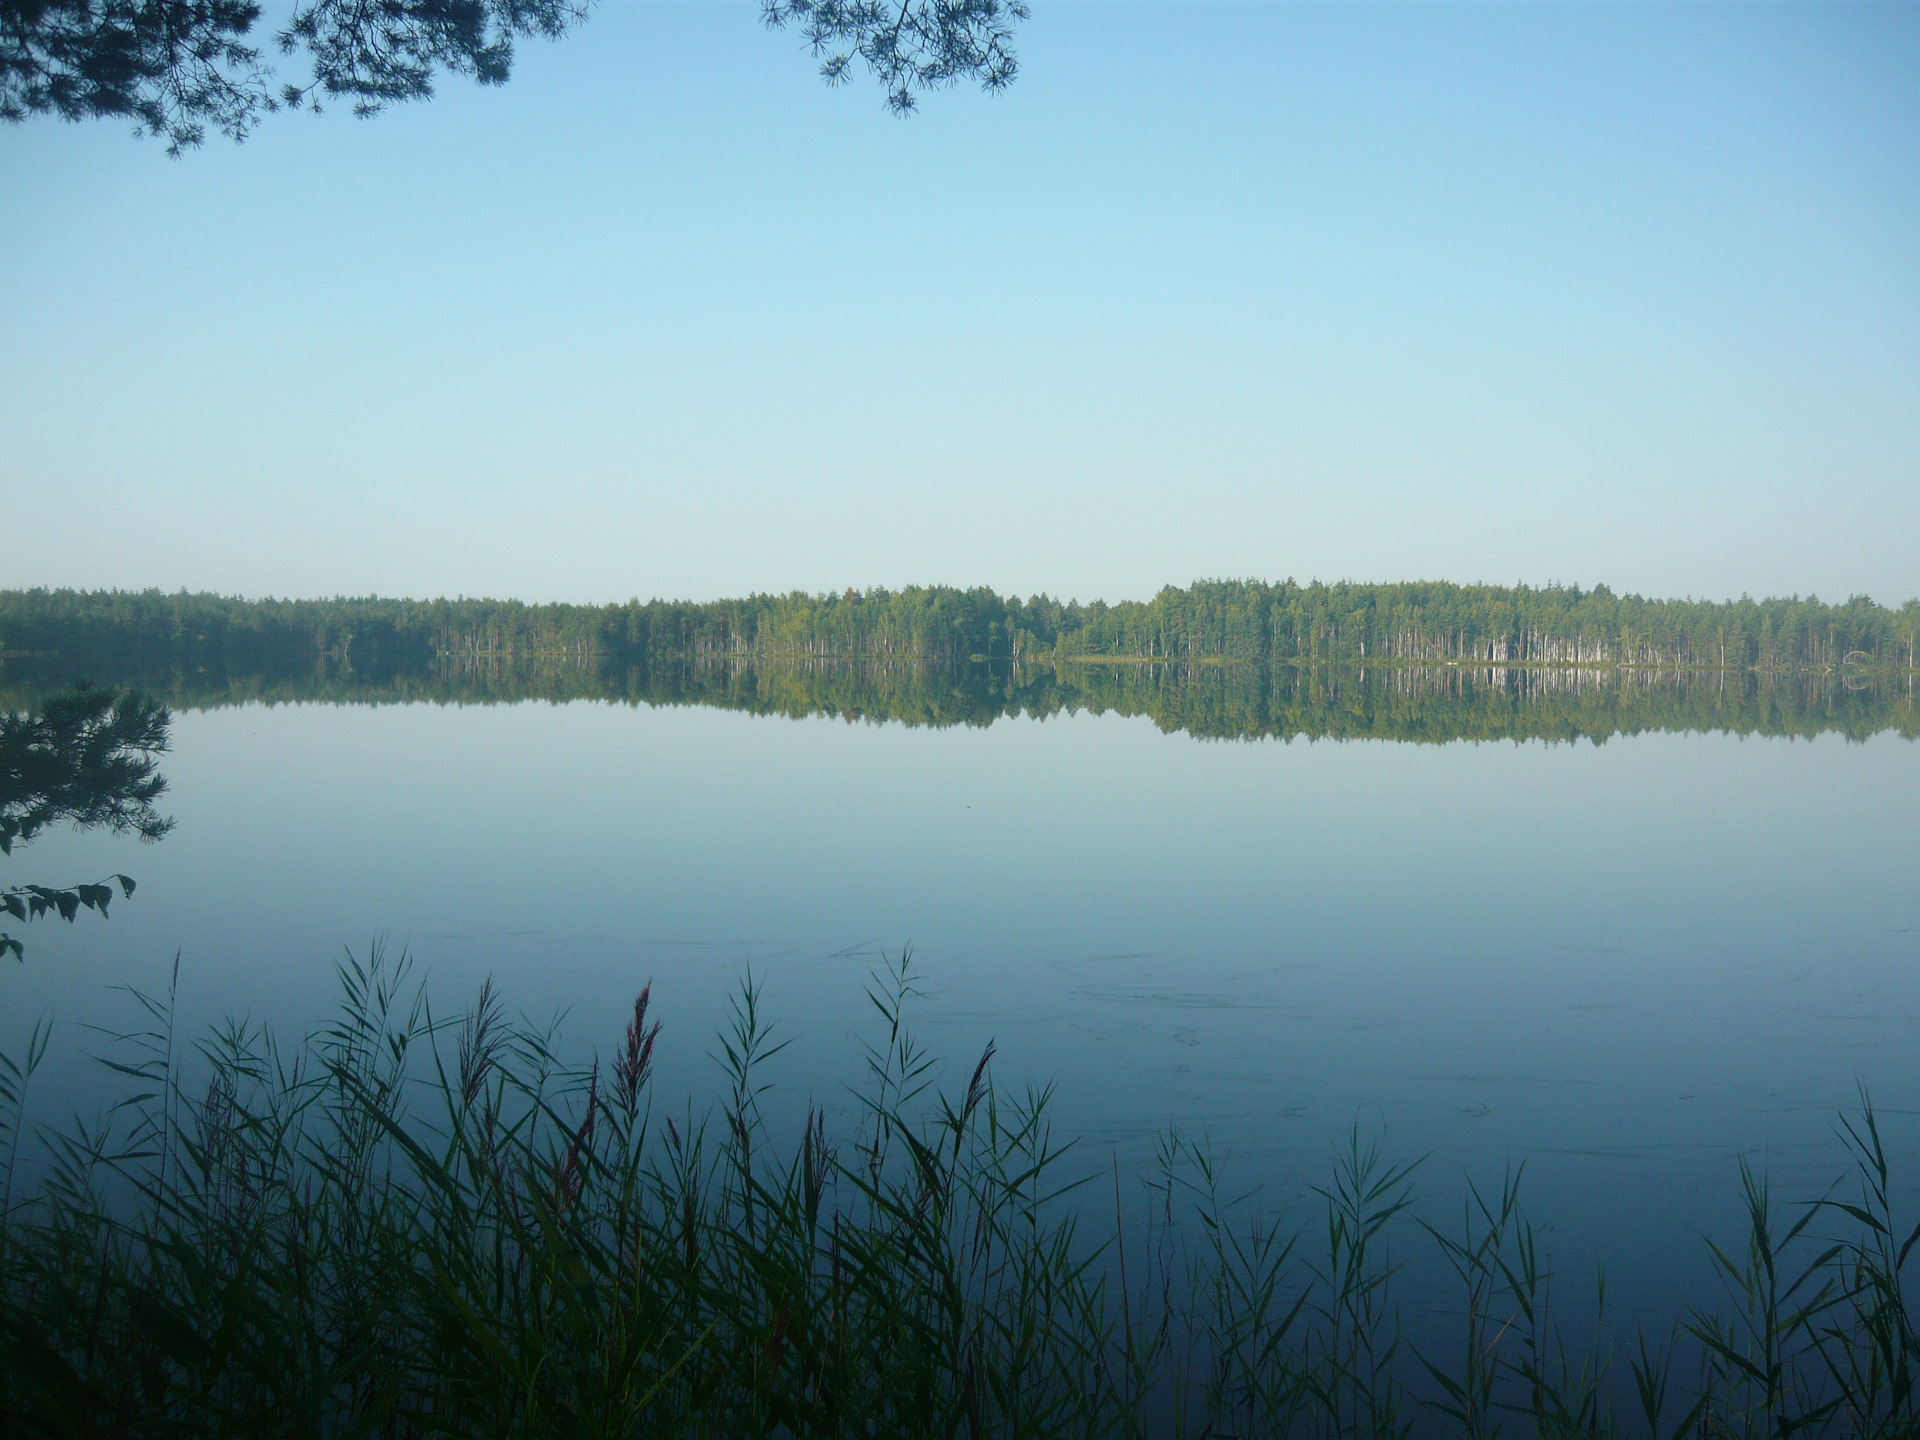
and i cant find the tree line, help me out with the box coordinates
[3,581,1918,674]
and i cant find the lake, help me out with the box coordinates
[7,663,1918,1328]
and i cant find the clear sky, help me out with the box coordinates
[3,1,1916,607]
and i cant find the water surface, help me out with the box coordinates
[7,673,1918,1322]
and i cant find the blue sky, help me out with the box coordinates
[4,1,1916,606]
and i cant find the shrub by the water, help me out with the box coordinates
[0,948,1915,1438]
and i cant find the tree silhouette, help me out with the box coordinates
[1,0,1027,154]
[761,0,1025,115]
[1,684,172,960]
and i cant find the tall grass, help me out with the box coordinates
[0,946,1914,1439]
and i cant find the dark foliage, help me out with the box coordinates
[762,0,1027,114]
[2,0,588,152]
[0,0,264,151]
[0,683,172,855]
[278,0,589,116]
[2,0,1030,152]
[0,684,171,960]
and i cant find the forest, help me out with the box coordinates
[4,582,1918,674]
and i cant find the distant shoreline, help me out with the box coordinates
[4,581,1916,678]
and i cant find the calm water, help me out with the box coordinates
[8,689,1919,1321]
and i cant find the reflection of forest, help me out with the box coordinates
[3,655,1913,745]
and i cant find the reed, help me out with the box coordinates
[0,946,1914,1439]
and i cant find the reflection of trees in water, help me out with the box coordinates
[3,655,1913,748]
[1068,659,1917,743]
[1,686,171,959]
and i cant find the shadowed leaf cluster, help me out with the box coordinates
[762,0,1026,114]
[2,0,1028,152]
[1,684,170,960]
[3,0,586,151]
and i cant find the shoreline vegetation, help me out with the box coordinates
[2,949,1915,1438]
[4,580,1918,674]
[4,582,1916,746]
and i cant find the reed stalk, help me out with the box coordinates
[0,946,1913,1439]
